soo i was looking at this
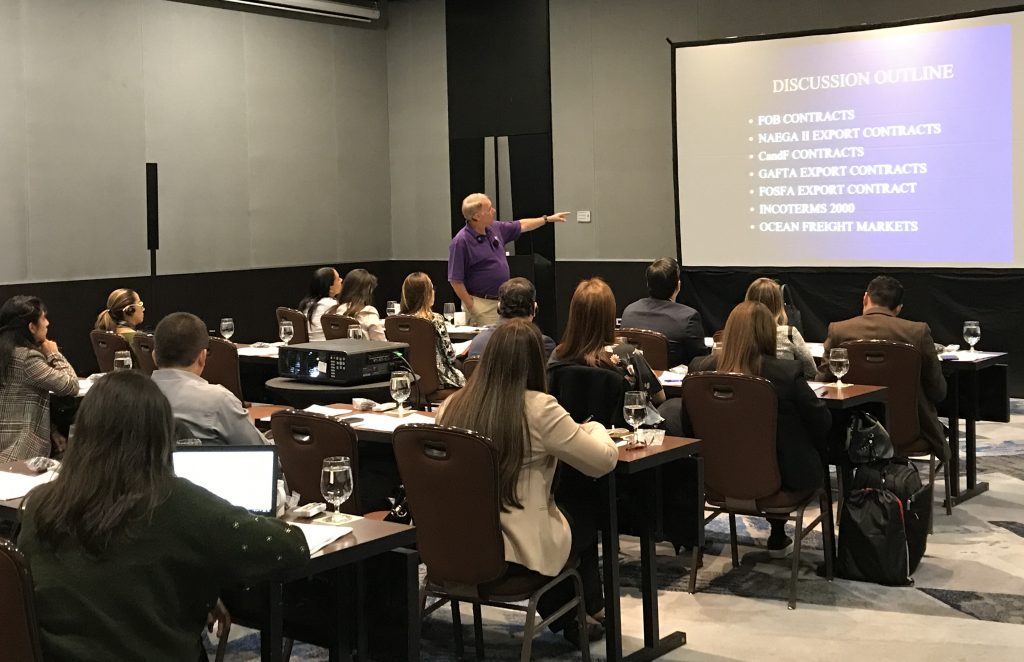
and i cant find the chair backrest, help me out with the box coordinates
[131,332,157,376]
[321,313,362,341]
[89,329,130,373]
[547,363,629,428]
[270,410,363,513]
[618,328,669,371]
[201,336,244,404]
[0,539,45,662]
[385,315,442,399]
[461,356,480,380]
[680,372,781,502]
[841,339,921,451]
[275,307,309,345]
[711,329,724,343]
[393,424,505,594]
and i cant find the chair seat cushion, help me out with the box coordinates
[896,437,932,457]
[427,556,577,602]
[706,487,818,514]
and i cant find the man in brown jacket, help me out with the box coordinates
[818,275,948,460]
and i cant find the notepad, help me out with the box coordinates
[0,470,57,500]
[291,522,353,556]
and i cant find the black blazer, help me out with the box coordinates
[686,354,831,491]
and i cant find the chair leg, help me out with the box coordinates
[519,597,539,662]
[728,513,739,567]
[571,571,592,662]
[928,454,936,534]
[472,603,484,660]
[943,454,953,517]
[282,638,293,662]
[451,599,464,658]
[819,492,835,580]
[788,508,805,610]
[688,543,701,594]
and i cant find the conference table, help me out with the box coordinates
[253,403,701,662]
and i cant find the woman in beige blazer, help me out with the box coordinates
[437,317,618,646]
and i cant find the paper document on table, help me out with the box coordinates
[237,346,280,358]
[290,522,352,556]
[453,340,472,356]
[447,325,483,335]
[659,372,683,385]
[807,343,825,359]
[303,404,346,418]
[0,470,57,500]
[348,412,435,432]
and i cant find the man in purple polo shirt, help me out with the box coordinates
[448,193,567,325]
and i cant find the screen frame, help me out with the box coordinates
[172,445,279,516]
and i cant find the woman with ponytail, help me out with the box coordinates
[94,288,145,347]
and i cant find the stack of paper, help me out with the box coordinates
[0,470,57,500]
[290,522,353,556]
[237,346,280,358]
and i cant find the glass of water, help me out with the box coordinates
[390,370,412,416]
[829,347,850,388]
[963,321,981,352]
[279,320,294,344]
[320,456,354,523]
[113,350,133,371]
[386,300,399,317]
[220,318,235,341]
[347,325,364,340]
[443,302,456,325]
[623,390,646,446]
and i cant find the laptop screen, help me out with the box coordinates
[172,446,278,516]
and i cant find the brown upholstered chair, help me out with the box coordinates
[131,332,157,376]
[841,339,951,528]
[618,328,670,371]
[275,307,309,345]
[89,329,131,373]
[711,329,724,344]
[384,315,459,406]
[461,356,480,380]
[0,538,44,662]
[680,373,834,608]
[320,313,361,341]
[392,424,590,660]
[201,336,244,405]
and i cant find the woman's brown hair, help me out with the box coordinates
[716,301,777,376]
[437,318,547,511]
[25,371,176,554]
[744,277,787,325]
[335,268,378,315]
[400,272,434,318]
[554,278,616,367]
[95,288,140,332]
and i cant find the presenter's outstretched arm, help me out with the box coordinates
[519,212,568,233]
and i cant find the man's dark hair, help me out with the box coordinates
[498,278,537,319]
[154,312,210,368]
[646,258,680,300]
[866,275,904,311]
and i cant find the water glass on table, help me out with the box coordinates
[386,300,399,317]
[113,350,133,371]
[623,390,646,446]
[220,318,235,341]
[320,456,354,523]
[390,370,412,416]
[443,302,456,325]
[828,348,849,388]
[279,320,294,344]
[963,321,981,352]
[347,325,364,340]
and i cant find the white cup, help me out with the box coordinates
[453,311,467,326]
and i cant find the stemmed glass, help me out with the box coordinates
[386,300,399,317]
[220,318,235,341]
[963,321,981,352]
[829,348,850,388]
[390,370,412,416]
[279,321,294,345]
[443,302,456,325]
[113,350,133,371]
[347,325,364,340]
[320,456,354,523]
[623,390,646,446]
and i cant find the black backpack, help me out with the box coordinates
[836,487,913,586]
[851,459,931,573]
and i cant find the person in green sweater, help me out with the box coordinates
[18,370,309,662]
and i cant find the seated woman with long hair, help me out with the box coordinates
[685,301,831,555]
[744,277,816,379]
[18,370,308,661]
[0,295,78,462]
[400,272,465,389]
[549,277,665,405]
[436,318,617,646]
[299,266,342,341]
[333,268,385,341]
[94,288,145,348]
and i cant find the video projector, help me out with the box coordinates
[278,339,409,385]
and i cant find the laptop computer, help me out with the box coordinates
[172,445,278,516]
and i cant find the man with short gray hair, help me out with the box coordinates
[466,278,555,359]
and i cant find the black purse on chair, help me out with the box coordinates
[846,411,894,464]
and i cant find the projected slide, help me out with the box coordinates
[674,15,1020,267]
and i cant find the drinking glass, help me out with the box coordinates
[443,302,456,325]
[623,390,647,446]
[320,456,354,523]
[829,348,850,388]
[279,321,294,344]
[386,300,399,317]
[113,350,133,371]
[220,318,235,341]
[963,321,981,352]
[347,325,364,340]
[390,370,412,416]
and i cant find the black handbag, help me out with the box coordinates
[846,411,894,464]
[383,484,412,525]
[780,284,805,335]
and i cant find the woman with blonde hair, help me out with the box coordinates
[437,318,617,646]
[400,272,465,388]
[744,277,816,379]
[333,268,385,341]
[95,288,145,348]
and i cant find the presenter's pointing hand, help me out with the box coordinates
[547,212,569,223]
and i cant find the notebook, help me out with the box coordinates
[172,446,278,516]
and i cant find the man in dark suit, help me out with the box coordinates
[620,257,706,367]
[817,275,948,459]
